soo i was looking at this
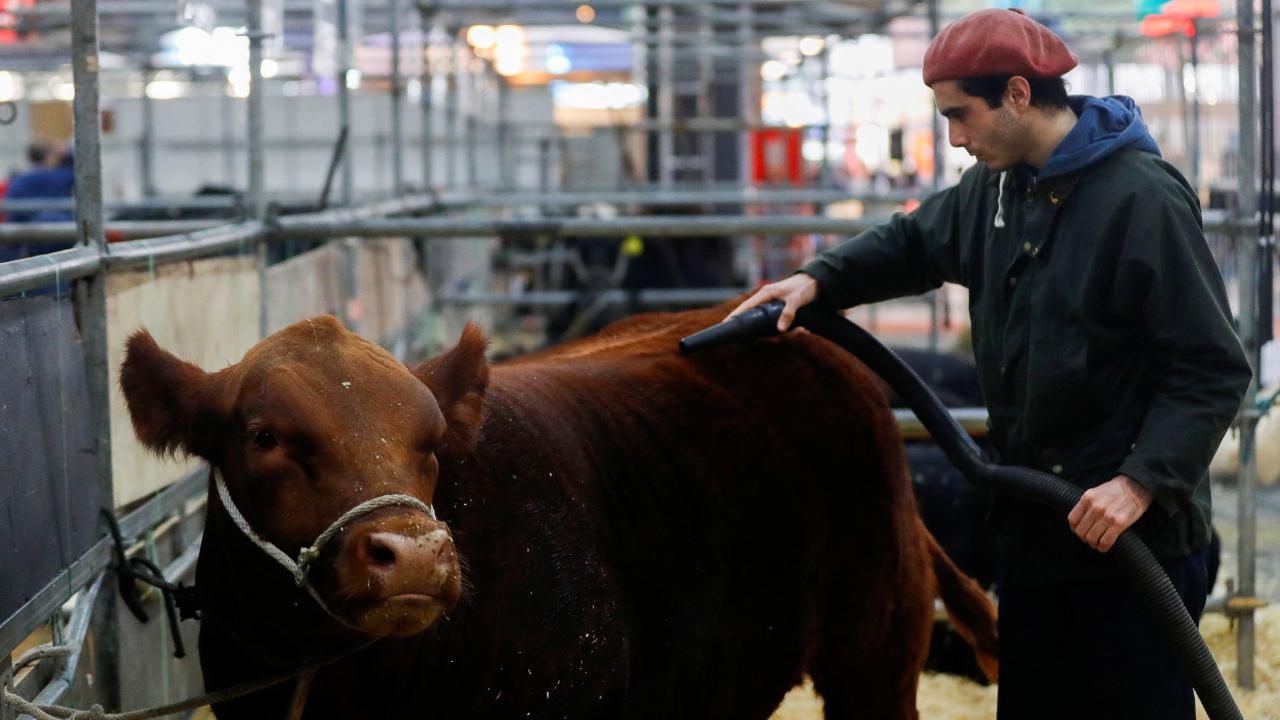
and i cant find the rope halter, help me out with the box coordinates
[213,470,438,629]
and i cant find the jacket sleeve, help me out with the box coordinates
[797,170,980,309]
[1115,181,1253,516]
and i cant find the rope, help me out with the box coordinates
[2,640,372,720]
[213,471,435,630]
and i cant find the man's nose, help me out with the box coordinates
[948,126,966,148]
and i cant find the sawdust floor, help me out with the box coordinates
[771,606,1280,720]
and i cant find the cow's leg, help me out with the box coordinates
[808,555,932,720]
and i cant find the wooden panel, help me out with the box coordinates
[265,241,430,349]
[107,256,260,507]
[0,296,101,623]
[263,243,345,334]
[355,240,430,347]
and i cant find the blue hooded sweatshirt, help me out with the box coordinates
[1037,95,1161,179]
[993,96,1161,231]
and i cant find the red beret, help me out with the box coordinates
[923,8,1077,86]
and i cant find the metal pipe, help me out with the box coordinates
[104,222,266,270]
[1189,23,1201,189]
[1234,0,1259,689]
[337,0,353,206]
[656,3,675,186]
[496,69,510,190]
[538,137,552,193]
[389,0,404,195]
[466,115,479,189]
[0,220,226,243]
[419,9,434,188]
[434,287,746,307]
[221,89,237,186]
[0,246,103,297]
[273,214,887,240]
[445,36,459,188]
[274,194,439,227]
[247,0,266,219]
[69,0,115,575]
[140,64,156,198]
[736,2,755,189]
[929,0,943,189]
[0,197,239,214]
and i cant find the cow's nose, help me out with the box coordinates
[358,529,451,573]
[347,526,457,599]
[363,532,405,569]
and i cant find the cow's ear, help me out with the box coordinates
[414,323,489,454]
[119,330,218,458]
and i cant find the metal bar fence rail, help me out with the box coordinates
[3,205,1250,245]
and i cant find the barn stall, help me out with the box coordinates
[1,0,1276,718]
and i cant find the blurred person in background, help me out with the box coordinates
[1,140,75,265]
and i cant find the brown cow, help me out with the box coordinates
[120,305,997,720]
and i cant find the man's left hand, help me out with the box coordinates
[1066,474,1154,553]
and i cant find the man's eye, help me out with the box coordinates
[253,431,278,450]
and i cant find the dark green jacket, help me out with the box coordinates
[801,149,1251,581]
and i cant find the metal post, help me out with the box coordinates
[737,2,755,187]
[497,69,510,190]
[389,0,404,195]
[247,0,265,220]
[697,1,714,183]
[247,0,268,341]
[68,12,115,711]
[1234,0,1259,690]
[139,64,156,198]
[818,45,831,187]
[419,13,434,189]
[337,0,354,206]
[1104,43,1117,97]
[464,58,477,188]
[657,3,675,186]
[221,88,236,186]
[1189,22,1201,189]
[445,35,459,188]
[466,115,479,189]
[538,136,551,193]
[71,0,109,485]
[929,0,943,190]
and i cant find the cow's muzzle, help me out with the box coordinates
[213,469,441,635]
[333,516,461,637]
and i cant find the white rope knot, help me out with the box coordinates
[295,543,322,584]
[85,703,106,720]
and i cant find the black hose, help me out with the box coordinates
[679,301,1242,720]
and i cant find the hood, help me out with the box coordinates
[1038,95,1161,179]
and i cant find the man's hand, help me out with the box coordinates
[1066,474,1154,553]
[727,274,819,332]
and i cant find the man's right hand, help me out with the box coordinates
[727,273,819,332]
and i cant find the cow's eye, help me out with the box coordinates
[253,431,278,450]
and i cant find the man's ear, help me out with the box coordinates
[413,323,490,454]
[119,329,219,459]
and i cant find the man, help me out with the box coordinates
[730,8,1251,719]
[1,141,75,267]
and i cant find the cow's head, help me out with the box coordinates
[120,316,487,638]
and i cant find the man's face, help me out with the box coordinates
[932,80,1029,172]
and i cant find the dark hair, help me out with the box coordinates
[26,141,49,166]
[958,75,1069,110]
